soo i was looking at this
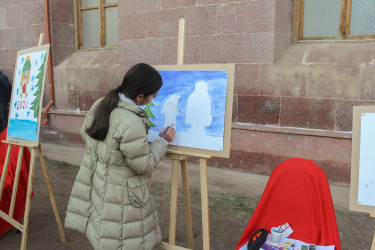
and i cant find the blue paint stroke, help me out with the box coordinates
[8,119,38,141]
[148,70,228,138]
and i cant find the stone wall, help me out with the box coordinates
[1,0,375,183]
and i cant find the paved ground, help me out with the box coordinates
[40,143,351,210]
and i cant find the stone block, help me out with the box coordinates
[236,0,275,34]
[234,64,260,96]
[237,95,280,125]
[15,26,31,49]
[123,0,160,13]
[160,0,196,9]
[53,89,69,109]
[315,159,350,183]
[161,38,178,64]
[7,49,18,67]
[306,65,337,98]
[50,0,74,24]
[185,5,217,36]
[6,6,21,28]
[260,64,306,97]
[232,94,238,122]
[217,3,235,35]
[52,46,74,66]
[280,97,336,130]
[53,23,74,47]
[49,113,84,134]
[337,43,373,65]
[21,2,45,26]
[146,8,184,38]
[119,39,161,65]
[251,32,274,63]
[67,89,79,109]
[29,24,46,46]
[304,44,337,64]
[53,67,69,91]
[335,66,361,99]
[336,100,375,131]
[119,12,147,40]
[275,0,292,34]
[184,36,201,63]
[78,89,106,110]
[197,0,232,4]
[314,137,351,162]
[67,68,83,90]
[274,32,292,62]
[231,129,278,155]
[277,133,315,159]
[277,44,307,64]
[361,65,375,100]
[2,28,17,49]
[0,50,10,69]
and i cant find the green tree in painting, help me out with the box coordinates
[144,101,156,127]
[30,55,46,118]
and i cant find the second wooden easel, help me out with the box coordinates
[160,19,212,250]
[0,33,66,250]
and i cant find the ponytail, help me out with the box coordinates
[86,88,120,141]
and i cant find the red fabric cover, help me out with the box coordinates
[0,128,32,237]
[236,158,341,250]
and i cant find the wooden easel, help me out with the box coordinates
[0,33,66,250]
[372,213,375,250]
[160,19,212,250]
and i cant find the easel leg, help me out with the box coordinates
[200,158,210,250]
[371,232,375,250]
[38,145,66,243]
[181,159,193,249]
[21,148,37,250]
[0,144,13,201]
[169,159,179,245]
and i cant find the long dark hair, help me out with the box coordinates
[86,63,162,141]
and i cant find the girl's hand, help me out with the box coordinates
[159,126,176,143]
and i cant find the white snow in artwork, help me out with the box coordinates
[358,113,375,207]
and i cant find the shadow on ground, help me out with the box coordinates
[0,159,374,249]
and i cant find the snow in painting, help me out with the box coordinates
[358,113,375,207]
[145,70,228,151]
[8,50,47,141]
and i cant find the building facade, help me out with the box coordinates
[1,0,375,183]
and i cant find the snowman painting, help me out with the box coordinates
[20,56,31,98]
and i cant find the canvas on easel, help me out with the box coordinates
[0,34,66,250]
[6,44,49,146]
[349,106,375,250]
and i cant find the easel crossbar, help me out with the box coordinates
[0,210,23,232]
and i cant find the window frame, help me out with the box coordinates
[75,0,119,50]
[293,0,375,42]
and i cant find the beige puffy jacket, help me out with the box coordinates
[65,97,167,250]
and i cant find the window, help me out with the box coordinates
[295,0,375,40]
[76,0,119,49]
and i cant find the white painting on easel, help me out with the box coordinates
[358,112,375,206]
[7,50,47,141]
[145,70,228,151]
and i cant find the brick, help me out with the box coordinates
[123,0,160,13]
[160,38,178,64]
[146,8,184,38]
[277,133,315,159]
[337,43,373,65]
[234,64,260,96]
[6,6,22,27]
[185,5,217,36]
[231,129,278,155]
[275,0,292,34]
[260,64,306,97]
[336,100,375,131]
[251,32,274,63]
[280,97,336,130]
[217,3,235,35]
[119,39,161,65]
[304,44,338,64]
[160,0,196,9]
[361,65,375,100]
[237,95,280,125]
[236,0,275,34]
[119,12,147,40]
